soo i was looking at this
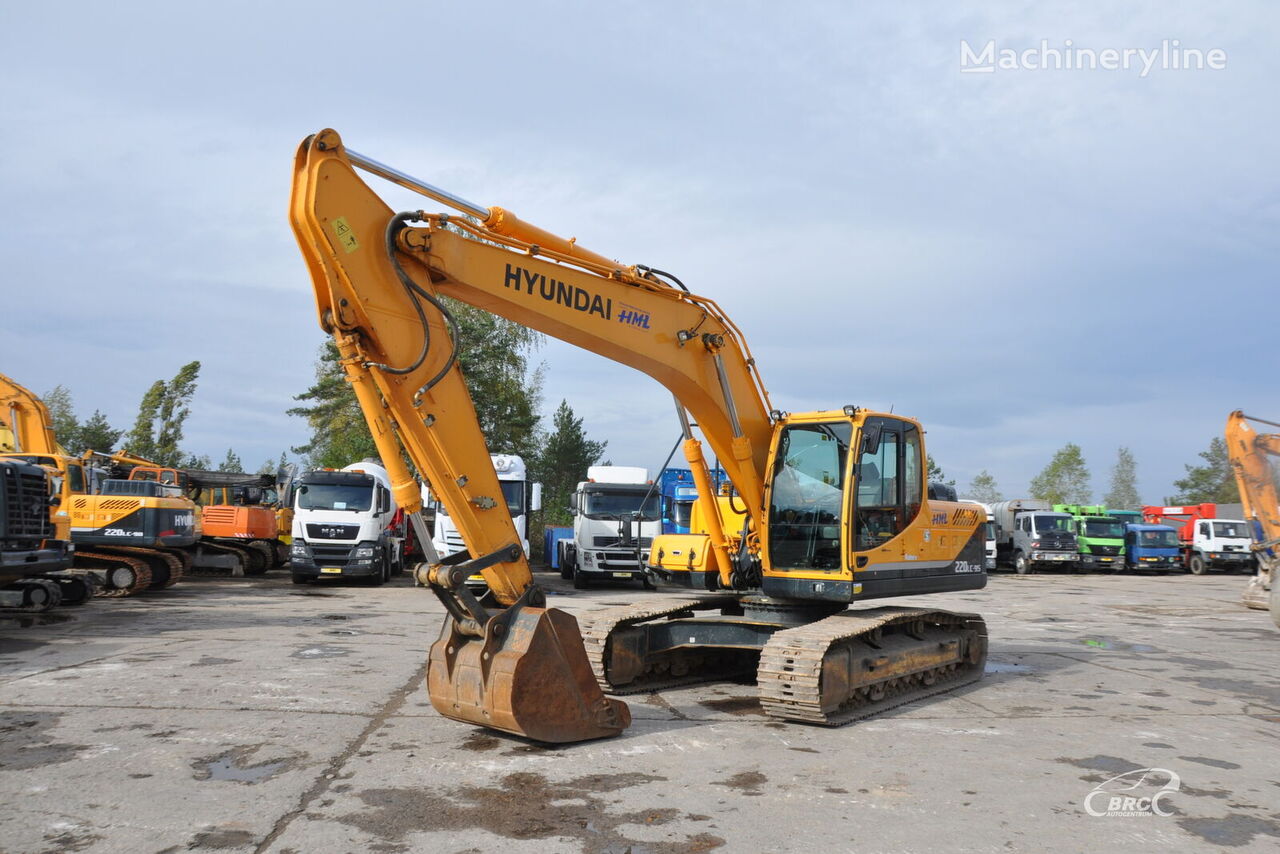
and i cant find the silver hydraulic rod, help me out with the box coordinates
[346,148,490,221]
[674,396,694,440]
[712,353,744,438]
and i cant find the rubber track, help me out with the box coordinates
[1,579,63,612]
[756,608,987,725]
[578,596,747,695]
[76,551,153,597]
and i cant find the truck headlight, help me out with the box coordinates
[290,543,308,557]
[354,546,375,558]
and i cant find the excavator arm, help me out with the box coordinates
[0,373,67,456]
[1225,411,1280,626]
[291,129,780,741]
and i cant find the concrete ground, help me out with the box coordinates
[1,569,1277,854]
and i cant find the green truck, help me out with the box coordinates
[1055,504,1127,571]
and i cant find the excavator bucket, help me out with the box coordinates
[428,604,631,743]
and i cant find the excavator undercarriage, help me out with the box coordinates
[580,597,987,724]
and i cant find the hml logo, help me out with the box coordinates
[618,308,650,329]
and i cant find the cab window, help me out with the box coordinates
[853,418,922,550]
[66,464,86,494]
[767,422,851,570]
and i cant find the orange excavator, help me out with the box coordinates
[290,130,988,743]
[1225,411,1280,628]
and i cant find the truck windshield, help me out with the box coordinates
[984,521,996,542]
[1082,520,1126,539]
[673,500,694,528]
[297,483,372,512]
[583,490,661,520]
[1213,522,1246,538]
[1034,515,1072,532]
[1138,530,1179,548]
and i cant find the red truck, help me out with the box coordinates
[1142,503,1255,575]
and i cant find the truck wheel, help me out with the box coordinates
[1014,551,1030,575]
[560,545,575,580]
[1189,554,1207,575]
[641,573,656,591]
[291,574,309,585]
[572,565,588,590]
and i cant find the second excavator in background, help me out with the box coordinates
[1225,411,1280,629]
[289,129,988,744]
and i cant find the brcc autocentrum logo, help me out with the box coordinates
[1084,768,1180,817]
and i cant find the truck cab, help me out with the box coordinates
[1056,505,1126,571]
[1142,504,1256,575]
[559,465,661,589]
[658,466,728,535]
[1124,523,1180,572]
[289,460,403,585]
[1011,510,1078,573]
[427,454,541,595]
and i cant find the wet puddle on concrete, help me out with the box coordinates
[193,747,292,784]
[290,644,351,659]
[1079,638,1158,653]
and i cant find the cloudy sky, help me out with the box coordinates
[3,2,1276,502]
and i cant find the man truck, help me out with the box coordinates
[1055,505,1127,571]
[289,460,404,585]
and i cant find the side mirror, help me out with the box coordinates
[48,495,61,508]
[380,489,391,513]
[530,482,543,513]
[861,424,882,455]
[568,507,577,516]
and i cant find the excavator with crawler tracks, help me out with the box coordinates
[1225,411,1280,629]
[0,373,194,596]
[289,129,989,743]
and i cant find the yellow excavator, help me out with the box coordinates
[0,374,194,596]
[1225,411,1280,628]
[289,129,989,743]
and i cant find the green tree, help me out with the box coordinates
[287,342,379,469]
[42,385,80,452]
[1029,443,1091,505]
[217,448,244,473]
[77,410,122,453]
[1170,437,1239,504]
[124,380,165,459]
[966,470,1002,504]
[123,361,201,466]
[534,400,607,526]
[290,299,545,469]
[926,455,955,487]
[1103,447,1141,510]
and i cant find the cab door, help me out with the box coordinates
[849,417,925,571]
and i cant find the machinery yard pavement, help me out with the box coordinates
[2,572,1278,853]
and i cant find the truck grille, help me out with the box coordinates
[1090,544,1121,556]
[593,536,653,548]
[1,462,54,541]
[306,523,360,540]
[309,544,354,567]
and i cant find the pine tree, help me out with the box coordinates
[1103,447,1141,510]
[77,410,122,453]
[1170,437,1239,504]
[1029,443,1090,505]
[217,448,244,473]
[966,470,1002,503]
[534,400,607,526]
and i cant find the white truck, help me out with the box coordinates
[989,499,1080,574]
[289,460,404,585]
[963,501,998,570]
[426,454,542,594]
[559,465,661,589]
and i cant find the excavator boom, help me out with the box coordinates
[1225,411,1280,627]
